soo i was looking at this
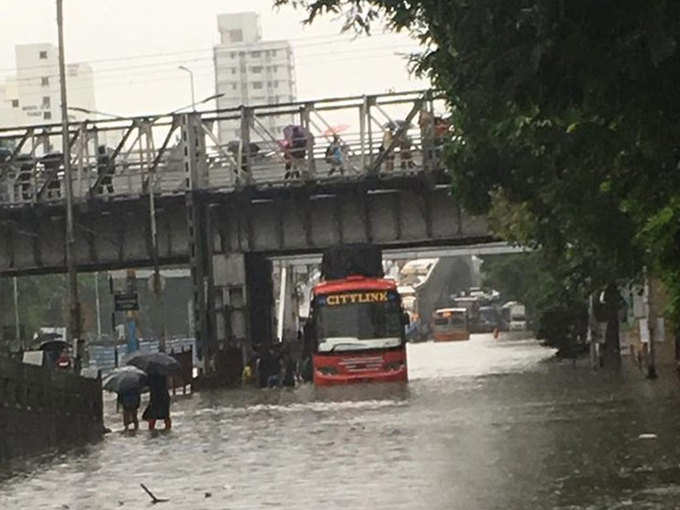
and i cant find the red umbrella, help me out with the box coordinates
[323,124,350,136]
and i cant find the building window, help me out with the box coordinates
[250,51,261,58]
[252,81,263,90]
[229,29,243,42]
[42,96,51,108]
[230,52,236,58]
[43,111,52,120]
[232,83,237,90]
[273,81,279,88]
[271,50,277,57]
[231,68,237,75]
[41,76,49,86]
[39,50,48,59]
[11,99,18,108]
[234,129,241,138]
[251,66,262,73]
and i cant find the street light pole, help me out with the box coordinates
[57,0,82,372]
[178,66,196,111]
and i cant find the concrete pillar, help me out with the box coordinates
[280,264,300,342]
[181,112,211,366]
[212,252,274,355]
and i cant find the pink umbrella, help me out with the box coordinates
[323,124,350,136]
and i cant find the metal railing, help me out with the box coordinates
[0,89,450,206]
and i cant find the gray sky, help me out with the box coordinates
[0,0,429,117]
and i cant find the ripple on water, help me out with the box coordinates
[4,336,680,509]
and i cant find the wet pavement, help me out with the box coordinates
[3,333,680,509]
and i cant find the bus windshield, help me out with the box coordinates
[314,293,403,352]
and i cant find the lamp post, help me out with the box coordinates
[178,65,196,111]
[57,0,82,373]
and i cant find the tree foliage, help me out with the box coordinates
[276,0,680,339]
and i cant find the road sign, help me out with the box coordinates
[114,293,139,311]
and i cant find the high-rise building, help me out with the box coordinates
[213,13,297,144]
[0,43,95,128]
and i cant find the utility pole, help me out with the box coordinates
[57,0,82,373]
[178,66,196,111]
[94,272,102,341]
[13,277,20,350]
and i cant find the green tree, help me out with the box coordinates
[482,252,587,357]
[275,0,680,361]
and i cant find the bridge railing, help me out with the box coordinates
[0,89,449,206]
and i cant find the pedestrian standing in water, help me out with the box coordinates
[142,374,171,430]
[281,345,296,388]
[117,388,141,431]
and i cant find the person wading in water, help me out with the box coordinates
[142,374,172,430]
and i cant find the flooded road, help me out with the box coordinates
[3,334,680,509]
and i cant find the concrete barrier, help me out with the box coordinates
[0,356,103,462]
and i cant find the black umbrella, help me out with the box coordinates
[103,366,148,394]
[39,339,68,352]
[126,352,180,376]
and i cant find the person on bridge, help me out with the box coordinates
[325,135,346,176]
[143,374,172,430]
[283,125,312,180]
[96,145,115,194]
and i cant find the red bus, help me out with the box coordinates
[309,275,408,385]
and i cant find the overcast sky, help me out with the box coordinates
[0,0,429,117]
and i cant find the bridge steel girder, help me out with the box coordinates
[210,180,490,257]
[0,176,490,277]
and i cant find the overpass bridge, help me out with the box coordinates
[0,90,496,362]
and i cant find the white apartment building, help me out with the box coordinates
[0,43,95,129]
[213,13,297,144]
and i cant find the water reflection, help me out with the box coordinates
[2,334,680,509]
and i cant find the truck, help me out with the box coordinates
[305,244,409,385]
[398,257,475,341]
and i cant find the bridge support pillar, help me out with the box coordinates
[210,252,274,382]
[275,262,300,343]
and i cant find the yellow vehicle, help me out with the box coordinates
[432,307,470,342]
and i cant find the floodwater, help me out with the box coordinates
[3,334,680,509]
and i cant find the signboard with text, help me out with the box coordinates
[114,293,139,312]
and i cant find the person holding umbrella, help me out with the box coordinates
[143,374,172,430]
[103,366,147,432]
[118,388,141,431]
[126,352,180,431]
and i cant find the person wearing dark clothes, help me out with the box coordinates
[15,154,34,201]
[118,389,141,431]
[142,374,171,430]
[281,350,296,388]
[41,152,62,199]
[257,344,281,388]
[96,145,114,194]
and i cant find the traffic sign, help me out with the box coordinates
[114,293,139,311]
